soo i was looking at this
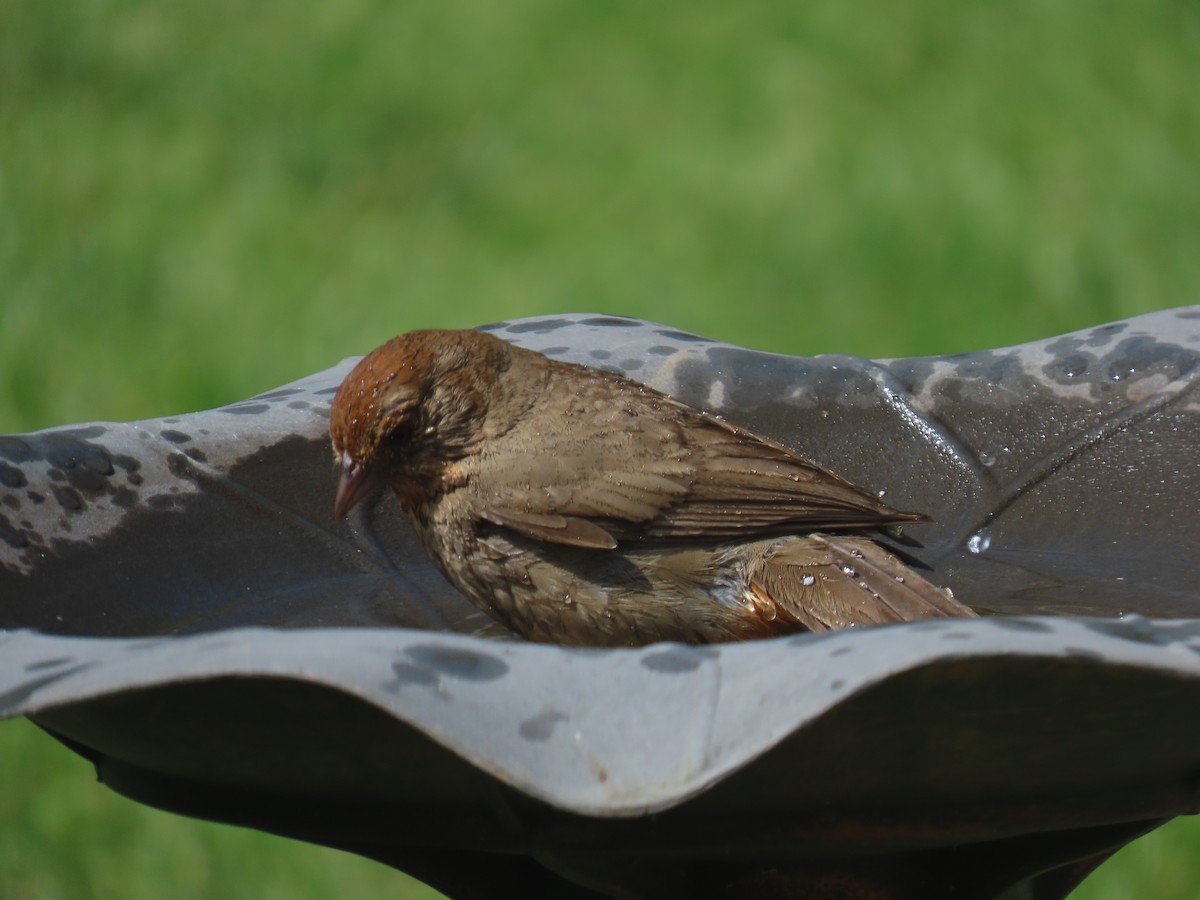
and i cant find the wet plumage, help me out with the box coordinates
[329,329,974,646]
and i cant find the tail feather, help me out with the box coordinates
[748,534,974,632]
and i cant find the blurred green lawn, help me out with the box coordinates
[3,2,1200,897]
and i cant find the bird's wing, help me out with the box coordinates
[478,366,921,549]
[746,535,974,630]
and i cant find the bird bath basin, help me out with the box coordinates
[3,308,1200,898]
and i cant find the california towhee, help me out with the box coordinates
[329,329,973,646]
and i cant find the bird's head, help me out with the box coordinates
[329,329,508,520]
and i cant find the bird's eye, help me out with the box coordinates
[384,414,418,445]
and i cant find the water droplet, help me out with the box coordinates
[979,450,995,467]
[801,574,816,586]
[840,565,857,578]
[966,530,991,554]
[876,489,887,499]
[894,575,905,583]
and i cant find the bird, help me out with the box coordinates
[329,329,974,646]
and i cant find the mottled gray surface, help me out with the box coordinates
[2,309,1200,897]
[0,372,487,635]
[4,615,1200,817]
[3,306,1199,636]
[484,309,1200,620]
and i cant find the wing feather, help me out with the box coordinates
[478,361,922,548]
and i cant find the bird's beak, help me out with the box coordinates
[334,453,382,521]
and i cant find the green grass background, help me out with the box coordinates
[3,1,1200,896]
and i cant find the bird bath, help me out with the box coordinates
[4,308,1200,898]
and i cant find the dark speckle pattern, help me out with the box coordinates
[655,328,713,343]
[0,372,363,579]
[0,464,26,488]
[1105,335,1195,383]
[166,454,197,479]
[64,466,107,493]
[405,645,509,681]
[641,647,718,673]
[1086,322,1128,346]
[0,513,29,548]
[1038,332,1198,392]
[112,455,141,474]
[1043,353,1091,381]
[52,485,84,512]
[0,430,144,546]
[504,318,574,334]
[110,488,137,508]
[389,661,439,688]
[254,388,303,401]
[519,709,569,741]
[43,433,115,475]
[579,316,639,327]
[0,437,35,463]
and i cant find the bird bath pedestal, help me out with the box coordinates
[4,309,1200,899]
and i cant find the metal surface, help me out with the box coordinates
[3,307,1200,898]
